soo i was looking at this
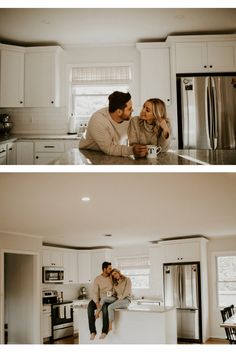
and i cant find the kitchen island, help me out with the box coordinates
[53,148,236,165]
[76,303,177,344]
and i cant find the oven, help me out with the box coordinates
[51,302,73,340]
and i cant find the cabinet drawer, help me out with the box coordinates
[35,141,65,152]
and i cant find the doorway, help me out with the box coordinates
[3,252,40,344]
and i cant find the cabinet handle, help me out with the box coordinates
[9,148,12,151]
[209,65,213,68]
[0,150,6,153]
[44,145,55,148]
[35,156,39,159]
[51,101,54,104]
[204,65,207,68]
[167,99,170,102]
[20,101,23,104]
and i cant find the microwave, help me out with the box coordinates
[43,267,64,283]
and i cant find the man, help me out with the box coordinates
[87,261,113,340]
[79,91,147,157]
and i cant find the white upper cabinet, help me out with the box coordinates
[63,250,78,284]
[90,249,113,283]
[77,251,92,284]
[0,45,24,107]
[42,248,64,267]
[175,40,236,73]
[137,43,171,106]
[24,46,62,107]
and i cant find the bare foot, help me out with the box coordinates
[99,333,107,339]
[109,323,112,332]
[95,310,100,319]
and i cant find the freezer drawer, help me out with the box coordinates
[177,308,200,340]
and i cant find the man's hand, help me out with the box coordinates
[132,144,147,158]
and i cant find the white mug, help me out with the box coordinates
[146,145,162,158]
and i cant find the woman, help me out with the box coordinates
[107,268,132,332]
[128,98,171,151]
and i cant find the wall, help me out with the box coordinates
[208,236,236,339]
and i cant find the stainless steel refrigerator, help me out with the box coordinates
[177,74,236,149]
[163,263,202,342]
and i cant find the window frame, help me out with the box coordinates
[215,252,236,308]
[114,255,150,290]
[67,62,134,122]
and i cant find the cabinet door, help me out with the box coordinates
[0,49,24,107]
[6,142,17,165]
[149,247,163,297]
[175,42,207,73]
[73,309,79,334]
[16,141,34,165]
[78,251,91,284]
[63,251,78,284]
[139,47,171,105]
[34,152,63,165]
[90,250,112,282]
[207,41,236,72]
[161,242,200,263]
[42,250,63,267]
[42,314,52,338]
[24,50,59,107]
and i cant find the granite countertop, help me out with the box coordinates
[53,148,236,165]
[0,134,80,142]
[73,299,174,313]
[12,134,80,141]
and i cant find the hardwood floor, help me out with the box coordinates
[49,335,229,345]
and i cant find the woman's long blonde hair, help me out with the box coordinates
[110,268,125,285]
[146,98,168,120]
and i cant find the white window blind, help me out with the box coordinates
[115,256,150,289]
[71,65,131,84]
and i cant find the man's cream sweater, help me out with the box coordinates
[79,107,134,156]
[92,274,113,304]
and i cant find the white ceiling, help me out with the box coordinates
[0,172,236,248]
[0,8,236,47]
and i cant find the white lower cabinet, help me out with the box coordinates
[34,140,65,165]
[6,141,17,165]
[16,141,34,165]
[42,305,52,340]
[73,308,79,335]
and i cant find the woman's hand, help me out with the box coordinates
[156,118,169,139]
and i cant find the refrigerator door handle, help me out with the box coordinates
[211,77,218,150]
[205,77,212,149]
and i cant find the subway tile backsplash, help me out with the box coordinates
[0,107,68,135]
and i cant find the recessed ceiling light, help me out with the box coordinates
[81,197,90,202]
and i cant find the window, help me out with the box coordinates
[216,255,236,307]
[70,65,132,125]
[115,256,150,289]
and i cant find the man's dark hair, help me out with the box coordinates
[108,91,131,113]
[102,261,112,270]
